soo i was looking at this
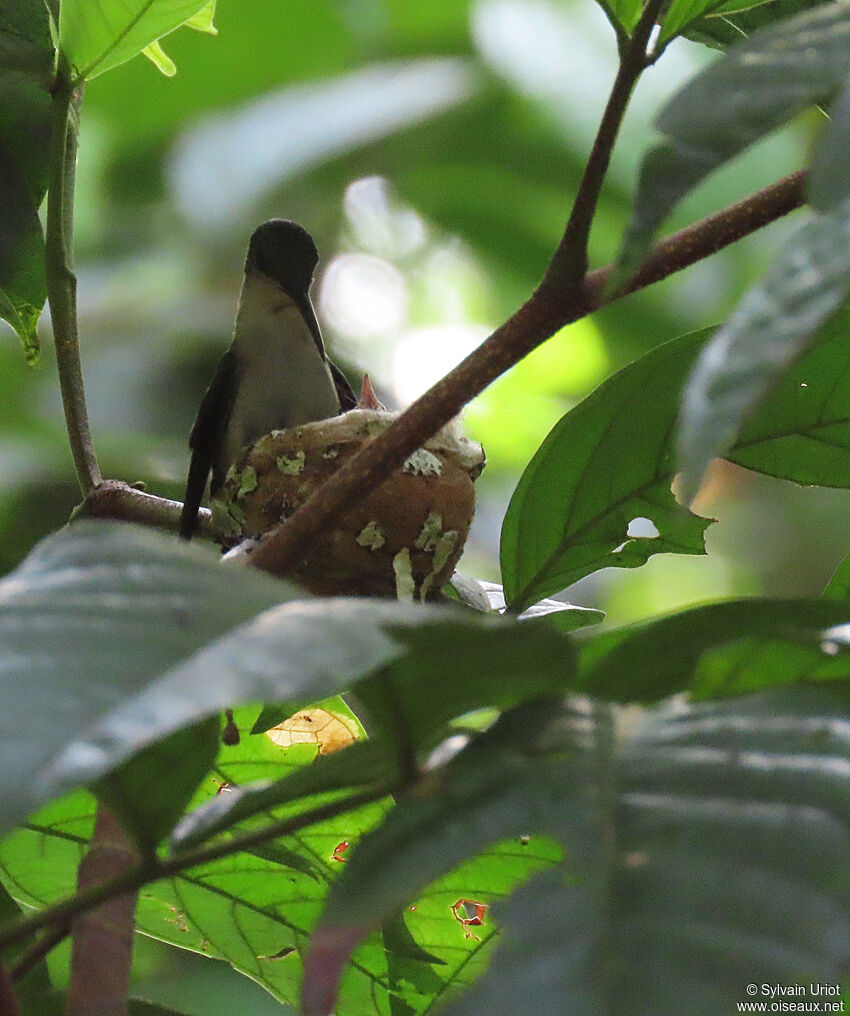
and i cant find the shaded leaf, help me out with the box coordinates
[436,685,850,1016]
[683,0,834,48]
[618,3,850,276]
[59,0,211,79]
[0,522,289,833]
[676,210,850,504]
[808,76,850,212]
[94,717,221,849]
[0,1,53,351]
[576,597,850,702]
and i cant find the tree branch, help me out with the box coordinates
[543,0,666,293]
[64,806,139,1016]
[245,167,806,579]
[77,480,214,539]
[46,69,101,496]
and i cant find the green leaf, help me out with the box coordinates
[500,330,711,612]
[353,618,576,751]
[576,597,850,702]
[0,157,45,359]
[677,209,850,504]
[141,39,176,75]
[0,0,53,352]
[59,0,212,80]
[0,522,288,834]
[617,3,850,277]
[503,311,850,608]
[683,0,834,48]
[171,740,396,851]
[94,717,221,850]
[660,0,822,44]
[315,701,570,932]
[808,78,850,212]
[435,685,850,1016]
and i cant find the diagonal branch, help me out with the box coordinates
[246,168,807,579]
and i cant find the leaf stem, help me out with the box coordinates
[45,67,101,495]
[0,783,393,952]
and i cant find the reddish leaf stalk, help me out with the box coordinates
[64,806,139,1016]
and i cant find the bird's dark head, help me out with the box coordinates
[245,219,319,297]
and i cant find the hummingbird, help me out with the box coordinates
[179,219,356,540]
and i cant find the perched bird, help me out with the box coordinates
[179,219,356,540]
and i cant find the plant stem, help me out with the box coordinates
[543,0,667,295]
[0,783,393,952]
[45,68,101,495]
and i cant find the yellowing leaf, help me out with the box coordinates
[267,708,359,755]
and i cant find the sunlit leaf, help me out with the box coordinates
[142,39,176,76]
[503,311,850,609]
[500,330,712,612]
[59,0,212,79]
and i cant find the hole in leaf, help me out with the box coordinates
[627,517,660,539]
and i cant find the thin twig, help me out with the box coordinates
[45,69,101,495]
[543,0,667,293]
[0,783,394,953]
[10,921,70,982]
[77,479,214,538]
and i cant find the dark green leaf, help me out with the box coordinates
[94,718,220,849]
[0,2,53,352]
[726,308,850,485]
[683,0,834,48]
[808,78,850,212]
[500,330,711,612]
[435,685,850,1016]
[503,312,850,608]
[353,619,576,750]
[0,144,45,355]
[677,211,850,504]
[59,0,212,79]
[0,522,288,833]
[618,3,850,276]
[576,597,850,701]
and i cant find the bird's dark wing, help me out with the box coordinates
[328,358,357,411]
[179,349,238,540]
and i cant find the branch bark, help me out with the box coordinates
[245,167,807,579]
[46,70,101,496]
[64,807,139,1016]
